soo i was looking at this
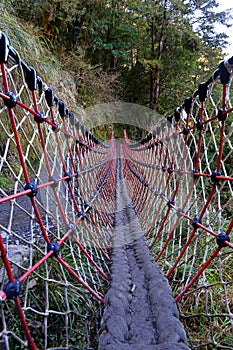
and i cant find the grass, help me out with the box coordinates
[3,241,108,349]
[0,5,80,114]
[175,246,233,349]
[150,188,233,349]
[0,174,13,190]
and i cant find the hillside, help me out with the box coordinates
[0,4,121,117]
[1,0,228,116]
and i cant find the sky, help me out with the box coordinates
[215,0,233,57]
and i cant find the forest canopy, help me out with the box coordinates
[2,0,233,114]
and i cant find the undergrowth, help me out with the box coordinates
[3,241,109,349]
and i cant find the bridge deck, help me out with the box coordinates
[99,148,190,350]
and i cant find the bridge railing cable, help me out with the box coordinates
[122,58,233,348]
[0,31,116,349]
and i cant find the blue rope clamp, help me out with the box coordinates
[147,133,153,142]
[45,88,54,107]
[58,100,66,118]
[3,280,21,299]
[85,130,90,139]
[3,91,17,108]
[66,224,76,234]
[140,138,145,145]
[217,109,227,122]
[167,167,173,174]
[184,97,192,114]
[216,232,230,248]
[192,216,202,229]
[174,108,181,122]
[25,66,37,91]
[37,76,43,94]
[54,95,59,105]
[167,115,173,124]
[177,168,184,177]
[84,203,92,213]
[211,171,221,184]
[182,127,189,136]
[64,132,71,139]
[0,31,10,63]
[52,122,60,132]
[9,46,20,65]
[49,176,59,188]
[167,199,175,208]
[69,112,75,126]
[64,172,72,182]
[176,207,184,217]
[24,182,38,198]
[78,210,85,220]
[218,61,230,84]
[47,242,60,256]
[198,82,208,102]
[195,119,204,131]
[95,137,100,145]
[80,124,85,135]
[192,169,199,179]
[34,111,46,124]
[75,120,80,130]
[152,129,157,137]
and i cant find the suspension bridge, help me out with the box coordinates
[0,31,232,350]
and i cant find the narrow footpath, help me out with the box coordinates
[98,146,190,350]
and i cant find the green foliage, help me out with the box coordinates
[3,244,106,349]
[188,0,233,48]
[91,123,146,141]
[0,174,13,190]
[7,0,231,112]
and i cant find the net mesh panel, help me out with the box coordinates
[123,75,233,348]
[0,32,233,349]
[0,36,114,349]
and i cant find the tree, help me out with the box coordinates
[118,0,230,112]
[187,0,233,49]
[9,0,232,113]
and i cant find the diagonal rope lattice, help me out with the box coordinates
[0,31,233,349]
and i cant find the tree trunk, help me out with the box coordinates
[149,18,156,109]
[150,0,167,110]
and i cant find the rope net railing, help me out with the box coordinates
[0,29,232,350]
[122,61,233,348]
[0,31,116,349]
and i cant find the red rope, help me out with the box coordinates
[1,35,233,350]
